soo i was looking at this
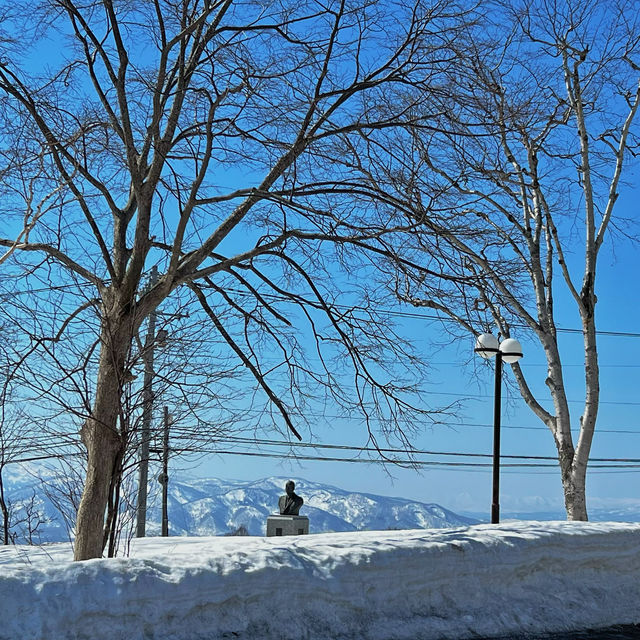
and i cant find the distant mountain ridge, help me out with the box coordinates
[464,507,640,524]
[4,469,478,542]
[144,476,479,536]
[6,468,640,544]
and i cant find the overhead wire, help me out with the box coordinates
[159,434,640,464]
[4,282,640,339]
[165,414,640,435]
[150,447,640,471]
[8,435,640,474]
[3,279,640,473]
[11,431,640,467]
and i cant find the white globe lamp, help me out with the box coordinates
[474,333,499,359]
[499,338,523,364]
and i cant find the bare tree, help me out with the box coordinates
[0,0,470,559]
[0,273,275,555]
[0,323,45,545]
[9,490,50,545]
[366,0,640,519]
[40,460,85,544]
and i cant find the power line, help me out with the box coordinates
[13,428,636,467]
[4,282,640,339]
[426,421,640,435]
[406,391,640,406]
[221,287,640,339]
[6,408,640,468]
[10,449,640,474]
[167,413,640,435]
[164,447,640,471]
[9,438,640,474]
[157,434,640,465]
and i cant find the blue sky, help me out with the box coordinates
[2,0,638,522]
[3,138,635,522]
[180,224,640,517]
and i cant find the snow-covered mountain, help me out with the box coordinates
[144,476,478,537]
[2,468,477,542]
[6,466,640,544]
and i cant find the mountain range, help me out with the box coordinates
[3,468,478,542]
[144,476,479,537]
[6,467,639,545]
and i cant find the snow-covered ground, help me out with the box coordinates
[2,521,640,640]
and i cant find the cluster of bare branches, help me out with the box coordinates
[0,0,475,559]
[350,0,640,519]
[1,0,635,558]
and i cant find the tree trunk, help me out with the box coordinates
[555,283,598,523]
[103,444,125,557]
[556,440,588,521]
[562,472,588,521]
[0,467,9,545]
[74,320,128,561]
[74,416,122,560]
[538,336,590,520]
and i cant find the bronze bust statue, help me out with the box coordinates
[278,480,303,515]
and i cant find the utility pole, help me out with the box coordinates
[136,265,159,538]
[160,405,170,537]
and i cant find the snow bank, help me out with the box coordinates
[1,521,640,640]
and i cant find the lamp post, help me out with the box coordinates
[474,333,523,524]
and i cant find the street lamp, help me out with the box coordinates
[474,333,523,524]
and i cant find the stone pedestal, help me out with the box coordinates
[266,515,309,537]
